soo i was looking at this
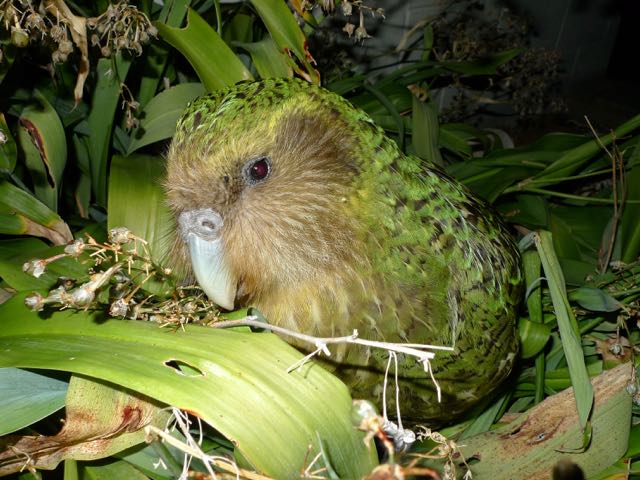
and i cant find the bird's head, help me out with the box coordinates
[165,78,374,310]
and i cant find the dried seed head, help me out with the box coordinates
[106,4,118,20]
[609,343,623,356]
[132,42,142,56]
[341,1,352,16]
[49,24,66,42]
[69,285,96,307]
[128,304,141,320]
[354,25,370,42]
[109,227,131,244]
[116,36,127,49]
[4,5,16,26]
[149,314,165,324]
[112,272,129,284]
[11,27,30,48]
[47,285,65,303]
[64,238,86,257]
[23,259,47,278]
[182,301,197,314]
[25,293,45,311]
[342,22,355,37]
[25,12,45,31]
[58,40,74,55]
[56,277,75,290]
[110,298,129,317]
[321,0,335,12]
[52,50,67,63]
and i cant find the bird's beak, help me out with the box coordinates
[177,208,237,310]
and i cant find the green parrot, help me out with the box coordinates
[165,77,522,425]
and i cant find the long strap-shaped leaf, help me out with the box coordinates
[535,230,594,429]
[156,9,253,92]
[0,295,377,477]
[249,0,320,84]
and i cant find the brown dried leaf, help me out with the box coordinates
[457,363,632,479]
[22,216,72,245]
[0,376,166,475]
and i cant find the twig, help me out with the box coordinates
[585,116,626,274]
[212,317,453,357]
[212,316,451,402]
[146,408,273,480]
[213,315,451,450]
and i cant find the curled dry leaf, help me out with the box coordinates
[0,376,166,476]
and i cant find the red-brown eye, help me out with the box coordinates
[243,157,271,185]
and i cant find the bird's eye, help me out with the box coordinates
[243,157,271,185]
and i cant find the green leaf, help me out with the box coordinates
[0,368,68,435]
[156,0,191,26]
[0,181,72,244]
[156,9,253,92]
[0,113,17,172]
[498,195,549,229]
[411,96,442,165]
[17,90,67,211]
[64,459,79,480]
[0,238,88,291]
[440,49,521,75]
[534,231,594,429]
[81,460,149,480]
[518,318,552,359]
[532,113,640,188]
[569,287,623,312]
[119,441,182,479]
[438,123,480,157]
[222,12,254,44]
[620,144,640,263]
[0,295,378,477]
[107,155,172,266]
[522,250,546,403]
[128,83,206,154]
[460,393,509,439]
[86,55,132,207]
[250,0,319,83]
[137,1,190,109]
[236,37,292,79]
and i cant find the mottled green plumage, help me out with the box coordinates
[167,78,522,423]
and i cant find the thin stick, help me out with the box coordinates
[212,316,450,410]
[212,318,453,359]
[585,116,626,274]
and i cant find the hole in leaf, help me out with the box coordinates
[466,454,481,465]
[164,359,204,377]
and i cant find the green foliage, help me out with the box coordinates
[0,368,68,436]
[0,0,639,479]
[0,295,376,477]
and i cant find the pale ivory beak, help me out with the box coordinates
[178,209,237,310]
